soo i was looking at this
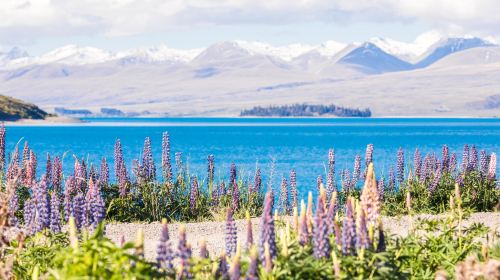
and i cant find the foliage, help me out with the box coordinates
[240,103,371,117]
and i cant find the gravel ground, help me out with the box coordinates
[105,212,500,260]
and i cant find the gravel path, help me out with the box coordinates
[105,212,500,260]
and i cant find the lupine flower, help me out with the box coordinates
[177,225,192,279]
[230,163,237,187]
[100,157,109,188]
[156,219,174,270]
[278,177,289,214]
[80,158,87,184]
[232,180,240,211]
[219,181,226,197]
[23,198,35,235]
[429,165,442,194]
[326,192,337,235]
[175,152,183,180]
[34,176,50,233]
[326,148,335,199]
[207,154,215,187]
[259,191,276,266]
[7,145,20,181]
[289,169,297,210]
[341,198,356,256]
[253,168,262,194]
[298,201,309,246]
[118,162,129,197]
[88,164,97,182]
[225,207,238,256]
[377,177,385,200]
[356,203,370,250]
[360,163,380,225]
[244,211,254,249]
[462,144,469,172]
[396,147,404,184]
[264,243,273,273]
[316,175,323,192]
[342,169,351,192]
[211,183,219,207]
[414,148,422,179]
[469,145,478,172]
[63,176,75,222]
[86,179,106,228]
[352,154,361,187]
[72,191,86,230]
[190,177,199,210]
[114,139,124,181]
[488,153,496,179]
[455,172,464,187]
[388,166,395,192]
[450,153,457,174]
[46,153,52,184]
[442,145,449,172]
[365,144,374,167]
[246,246,259,280]
[480,150,488,176]
[215,252,229,279]
[49,192,61,233]
[51,156,62,193]
[334,215,342,248]
[161,132,173,183]
[421,154,431,182]
[0,124,5,173]
[8,183,18,226]
[22,141,30,167]
[142,137,156,180]
[313,190,330,259]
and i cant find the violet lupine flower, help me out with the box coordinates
[0,124,5,174]
[87,179,106,228]
[156,219,174,270]
[190,177,199,210]
[355,205,370,250]
[207,154,215,187]
[211,184,219,207]
[114,139,124,182]
[259,191,276,266]
[278,177,289,214]
[6,146,20,182]
[230,163,237,187]
[480,150,488,176]
[396,147,405,185]
[462,144,469,172]
[100,157,109,187]
[219,181,226,196]
[23,198,35,235]
[341,198,356,256]
[326,193,338,235]
[118,162,129,197]
[63,176,75,222]
[49,192,61,233]
[80,158,87,182]
[414,148,422,179]
[449,153,457,174]
[8,189,18,227]
[72,191,86,230]
[161,132,173,183]
[326,148,335,198]
[22,141,30,166]
[455,172,464,187]
[429,165,442,194]
[177,226,192,279]
[342,169,351,192]
[313,193,330,259]
[365,144,374,167]
[88,164,97,182]
[46,153,52,184]
[316,175,323,192]
[232,180,240,212]
[289,169,297,210]
[352,154,361,187]
[469,145,478,172]
[34,176,50,233]
[216,252,229,279]
[388,167,395,192]
[52,156,63,192]
[253,168,262,194]
[25,151,37,187]
[175,152,183,180]
[225,207,238,256]
[142,137,156,180]
[488,153,497,179]
[299,209,309,246]
[441,145,450,172]
[377,177,385,200]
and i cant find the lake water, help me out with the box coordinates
[6,118,500,198]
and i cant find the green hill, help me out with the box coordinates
[0,95,50,121]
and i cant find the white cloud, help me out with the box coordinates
[0,0,500,43]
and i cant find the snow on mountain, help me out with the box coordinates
[0,47,30,67]
[338,42,413,73]
[37,45,114,65]
[232,41,314,61]
[116,45,203,65]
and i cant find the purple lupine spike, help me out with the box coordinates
[89,164,97,182]
[326,148,335,198]
[462,144,469,172]
[63,176,75,222]
[52,156,63,193]
[211,183,220,207]
[114,139,124,182]
[352,154,361,187]
[142,137,156,180]
[421,154,430,182]
[25,151,37,187]
[449,153,457,174]
[118,162,129,197]
[190,177,199,210]
[377,177,385,199]
[46,153,52,185]
[488,153,496,179]
[175,152,183,180]
[259,191,276,265]
[326,193,338,235]
[0,124,5,174]
[278,177,289,214]
[289,169,297,210]
[22,141,30,166]
[8,187,19,227]
[299,210,309,246]
[253,168,262,194]
[49,192,61,233]
[207,154,215,187]
[23,198,35,235]
[342,169,351,192]
[34,176,50,232]
[365,144,374,167]
[441,145,449,172]
[480,150,488,176]
[455,172,464,187]
[414,148,422,179]
[225,207,238,256]
[6,145,20,182]
[80,158,87,183]
[161,132,173,183]
[469,145,478,172]
[100,157,109,187]
[313,193,330,259]
[316,175,323,192]
[355,206,369,250]
[396,147,405,185]
[341,199,356,256]
[177,226,192,279]
[219,181,226,196]
[230,163,237,187]
[429,165,442,194]
[156,219,174,270]
[89,180,106,228]
[388,167,395,192]
[216,252,229,279]
[71,191,86,230]
[231,180,240,212]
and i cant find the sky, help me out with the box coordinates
[1,0,499,55]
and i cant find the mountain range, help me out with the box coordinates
[0,35,499,117]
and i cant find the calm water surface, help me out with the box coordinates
[6,118,500,198]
